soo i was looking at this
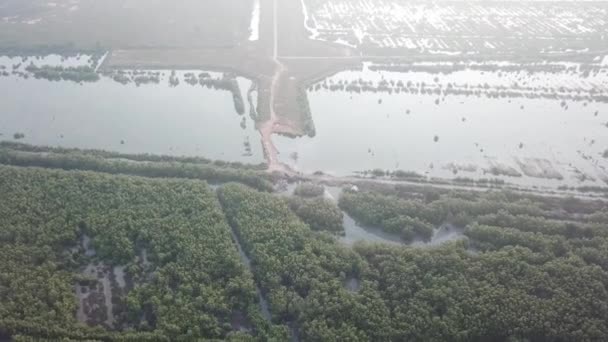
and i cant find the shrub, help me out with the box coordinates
[294,182,324,197]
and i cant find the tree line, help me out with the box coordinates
[0,144,273,192]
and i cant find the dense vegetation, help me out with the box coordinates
[355,243,608,341]
[0,166,276,340]
[3,146,608,341]
[1,142,266,170]
[0,144,273,192]
[337,188,590,242]
[347,188,608,340]
[219,183,390,340]
[293,182,325,197]
[339,190,439,242]
[287,196,344,234]
[25,64,100,83]
[223,184,608,341]
[296,85,316,138]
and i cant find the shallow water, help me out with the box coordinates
[0,65,263,164]
[323,181,467,247]
[409,224,466,247]
[322,186,343,202]
[340,212,403,246]
[341,209,466,247]
[140,249,151,268]
[82,234,96,257]
[344,277,361,293]
[113,265,126,289]
[275,68,608,189]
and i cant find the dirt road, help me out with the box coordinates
[259,60,292,172]
[258,0,301,173]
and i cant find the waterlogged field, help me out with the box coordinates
[276,62,608,189]
[0,55,263,163]
[301,0,608,54]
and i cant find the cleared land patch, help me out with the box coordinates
[301,0,608,55]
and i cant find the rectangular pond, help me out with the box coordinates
[0,55,264,164]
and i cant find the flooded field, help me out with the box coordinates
[0,55,264,163]
[276,62,608,190]
[301,0,608,54]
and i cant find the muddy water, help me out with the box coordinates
[275,68,608,190]
[0,61,263,163]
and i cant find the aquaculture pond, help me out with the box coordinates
[276,63,608,189]
[0,56,263,163]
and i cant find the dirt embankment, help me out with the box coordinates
[259,60,299,172]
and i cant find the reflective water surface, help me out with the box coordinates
[0,58,263,163]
